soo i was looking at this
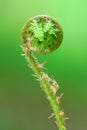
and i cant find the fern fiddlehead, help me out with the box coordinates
[21,15,66,130]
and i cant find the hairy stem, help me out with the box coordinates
[21,45,66,130]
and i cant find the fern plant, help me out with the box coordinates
[21,15,67,130]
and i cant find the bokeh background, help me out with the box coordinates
[0,0,87,130]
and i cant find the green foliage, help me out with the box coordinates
[22,15,63,54]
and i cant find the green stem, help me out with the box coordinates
[21,45,66,130]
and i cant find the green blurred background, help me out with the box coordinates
[0,0,87,130]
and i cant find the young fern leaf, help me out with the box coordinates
[21,15,67,130]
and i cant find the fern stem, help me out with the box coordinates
[21,45,66,130]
